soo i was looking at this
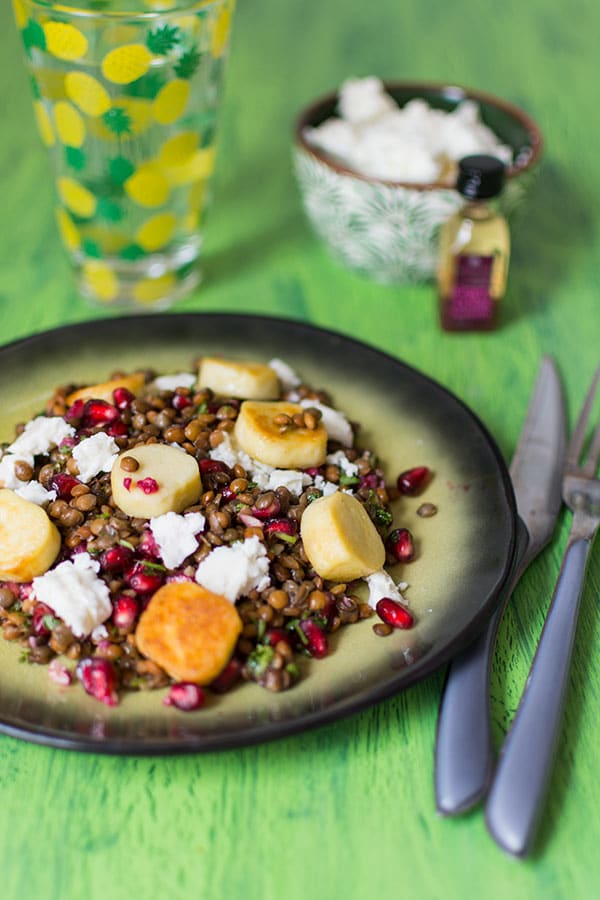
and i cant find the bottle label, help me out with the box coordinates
[449,255,494,321]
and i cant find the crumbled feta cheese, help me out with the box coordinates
[0,454,26,489]
[195,535,270,603]
[73,433,119,483]
[364,569,407,609]
[326,450,359,478]
[152,372,197,391]
[6,416,75,459]
[305,76,513,184]
[32,553,112,637]
[209,433,273,490]
[300,399,353,446]
[150,511,206,570]
[313,475,339,496]
[268,358,301,391]
[209,431,240,470]
[267,469,311,496]
[337,76,397,124]
[14,481,56,505]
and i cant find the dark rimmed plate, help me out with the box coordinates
[0,314,517,754]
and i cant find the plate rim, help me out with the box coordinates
[0,312,518,754]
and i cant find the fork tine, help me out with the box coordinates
[566,364,600,470]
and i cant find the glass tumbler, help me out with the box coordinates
[13,0,235,309]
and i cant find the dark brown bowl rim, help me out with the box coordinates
[294,79,544,191]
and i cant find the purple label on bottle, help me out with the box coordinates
[449,255,494,321]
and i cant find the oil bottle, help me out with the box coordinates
[437,155,510,331]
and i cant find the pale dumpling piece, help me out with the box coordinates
[300,491,385,581]
[111,444,202,519]
[198,357,280,400]
[66,372,146,405]
[234,400,327,469]
[0,489,61,582]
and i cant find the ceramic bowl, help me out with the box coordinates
[293,81,543,284]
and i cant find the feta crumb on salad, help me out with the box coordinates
[149,511,206,570]
[151,372,197,392]
[5,416,75,460]
[268,358,302,391]
[195,535,271,602]
[32,553,112,637]
[14,481,56,506]
[304,76,513,184]
[300,399,353,446]
[73,432,120,483]
[364,569,407,609]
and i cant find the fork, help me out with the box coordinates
[485,365,600,858]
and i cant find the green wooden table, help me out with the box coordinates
[1,1,599,897]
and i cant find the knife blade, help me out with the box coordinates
[434,356,566,815]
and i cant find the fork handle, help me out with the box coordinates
[485,537,591,857]
[434,518,530,815]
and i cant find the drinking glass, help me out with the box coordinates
[13,0,235,309]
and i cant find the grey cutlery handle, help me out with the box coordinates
[485,538,590,857]
[435,520,530,816]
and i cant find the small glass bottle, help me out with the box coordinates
[437,155,510,331]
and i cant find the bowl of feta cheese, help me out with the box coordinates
[293,78,543,284]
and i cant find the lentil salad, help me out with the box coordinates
[0,359,429,710]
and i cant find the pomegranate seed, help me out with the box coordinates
[77,658,119,706]
[112,387,135,409]
[376,597,414,629]
[250,498,282,520]
[100,545,133,573]
[299,619,328,658]
[264,627,293,648]
[263,518,297,537]
[126,561,164,594]
[385,527,415,562]
[163,682,205,711]
[48,658,73,686]
[136,477,159,494]
[172,393,193,411]
[138,530,160,558]
[209,657,244,693]
[65,399,86,423]
[360,472,381,490]
[112,595,138,631]
[199,459,229,475]
[49,473,81,499]
[304,467,322,477]
[220,486,236,501]
[397,466,430,495]
[32,603,54,636]
[106,421,129,438]
[82,399,121,427]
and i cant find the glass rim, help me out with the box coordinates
[22,0,225,21]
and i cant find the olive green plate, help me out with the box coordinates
[0,314,516,754]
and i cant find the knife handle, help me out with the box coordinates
[434,519,529,815]
[485,537,590,857]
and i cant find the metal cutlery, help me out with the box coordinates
[435,357,566,815]
[486,363,600,857]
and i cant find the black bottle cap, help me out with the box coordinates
[456,155,506,199]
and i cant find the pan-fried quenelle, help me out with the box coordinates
[0,357,430,710]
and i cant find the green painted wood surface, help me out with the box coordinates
[0,1,599,898]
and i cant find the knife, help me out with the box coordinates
[434,356,566,815]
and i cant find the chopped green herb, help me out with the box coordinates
[374,507,393,527]
[246,644,275,678]
[339,473,360,486]
[271,532,297,545]
[118,539,135,551]
[141,561,167,573]
[43,615,61,631]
